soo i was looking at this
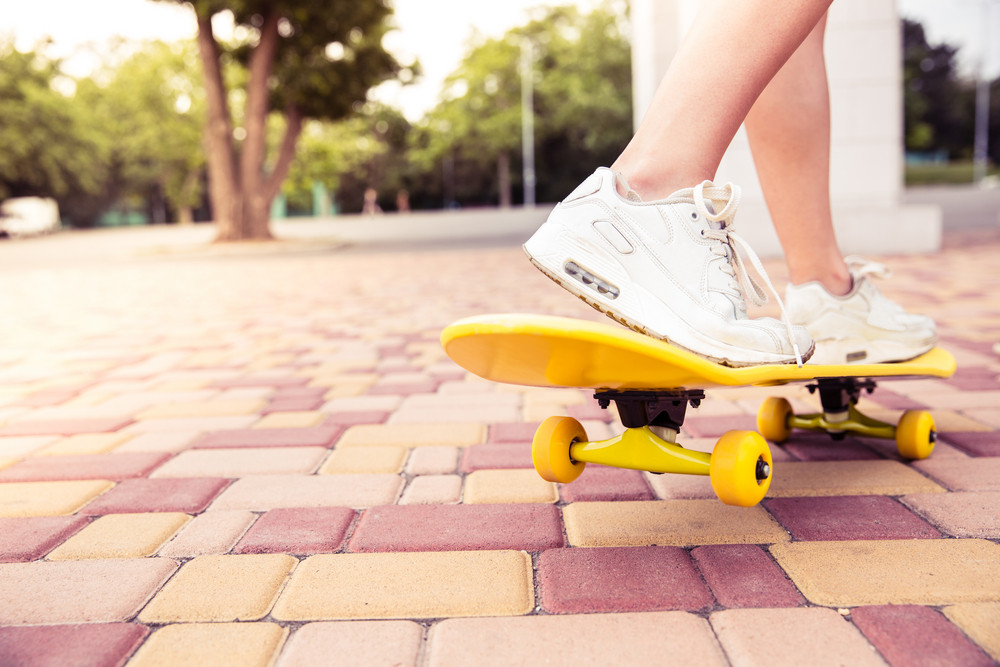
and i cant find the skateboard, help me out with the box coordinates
[441,314,956,507]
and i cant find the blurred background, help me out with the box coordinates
[0,0,996,239]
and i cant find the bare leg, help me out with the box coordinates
[612,0,833,201]
[745,12,851,295]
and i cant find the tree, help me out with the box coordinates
[0,42,107,217]
[410,2,632,208]
[163,0,403,241]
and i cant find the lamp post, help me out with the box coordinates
[520,39,536,207]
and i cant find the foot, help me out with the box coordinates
[784,256,937,364]
[523,168,814,367]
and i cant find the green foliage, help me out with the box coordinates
[0,42,106,206]
[411,1,632,206]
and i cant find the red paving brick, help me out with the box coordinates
[191,426,342,449]
[488,423,536,443]
[261,397,324,413]
[347,504,564,552]
[941,431,1000,457]
[0,516,90,562]
[460,443,532,471]
[79,478,231,515]
[557,466,655,502]
[779,432,882,461]
[211,376,309,388]
[0,452,171,482]
[691,544,805,608]
[322,411,390,426]
[0,623,149,667]
[852,605,995,667]
[538,546,713,614]
[233,507,356,555]
[763,495,942,541]
[683,414,758,438]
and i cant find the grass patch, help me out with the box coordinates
[905,161,998,186]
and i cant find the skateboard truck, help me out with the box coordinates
[532,389,773,507]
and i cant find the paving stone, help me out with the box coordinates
[136,399,266,419]
[261,398,325,414]
[192,425,342,449]
[0,452,170,482]
[272,550,533,620]
[37,432,133,456]
[780,432,881,461]
[0,435,57,457]
[113,430,200,453]
[209,474,403,511]
[319,445,407,474]
[322,410,389,426]
[913,457,1000,491]
[0,516,90,562]
[902,491,1000,538]
[943,602,1000,662]
[348,503,564,552]
[0,558,178,624]
[151,446,327,478]
[47,512,189,560]
[767,460,945,497]
[321,396,400,414]
[941,431,1000,457]
[488,422,536,443]
[684,414,758,438]
[123,416,259,433]
[763,495,941,540]
[563,500,789,547]
[128,622,287,667]
[463,469,558,504]
[337,422,485,448]
[80,477,230,515]
[0,417,133,437]
[425,612,727,666]
[643,468,718,500]
[253,411,326,428]
[539,546,713,613]
[770,539,1000,606]
[558,466,655,502]
[691,544,805,608]
[406,446,459,474]
[711,607,885,667]
[139,553,297,623]
[852,605,994,667]
[213,376,309,388]
[460,443,532,471]
[0,623,149,667]
[276,621,423,667]
[400,475,463,504]
[233,507,356,554]
[0,480,114,517]
[158,510,257,557]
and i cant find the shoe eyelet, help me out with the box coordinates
[690,212,699,221]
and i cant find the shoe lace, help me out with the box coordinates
[845,255,892,281]
[694,181,804,367]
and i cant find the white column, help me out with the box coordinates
[629,0,942,258]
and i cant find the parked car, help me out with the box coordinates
[0,197,61,237]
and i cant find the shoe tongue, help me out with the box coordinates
[700,200,725,231]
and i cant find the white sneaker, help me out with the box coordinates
[524,168,813,367]
[785,256,937,364]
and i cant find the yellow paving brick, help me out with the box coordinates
[463,469,558,504]
[136,399,266,419]
[149,379,211,391]
[944,603,1000,661]
[767,461,944,497]
[47,512,190,560]
[139,554,297,623]
[564,500,789,547]
[0,480,114,517]
[253,411,326,428]
[0,458,15,471]
[337,423,485,448]
[128,623,287,667]
[37,432,133,457]
[319,446,407,474]
[271,551,534,621]
[770,539,1000,606]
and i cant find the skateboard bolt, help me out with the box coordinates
[755,458,771,484]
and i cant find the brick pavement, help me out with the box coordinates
[0,229,998,665]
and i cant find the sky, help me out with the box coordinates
[1,0,996,121]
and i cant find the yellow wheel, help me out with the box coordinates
[709,430,773,507]
[896,410,936,460]
[532,416,587,483]
[757,397,793,443]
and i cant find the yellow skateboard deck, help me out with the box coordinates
[441,313,956,508]
[441,313,956,391]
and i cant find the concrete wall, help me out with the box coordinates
[629,0,942,258]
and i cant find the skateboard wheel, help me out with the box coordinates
[896,410,936,460]
[757,397,793,443]
[532,416,587,483]
[709,430,773,507]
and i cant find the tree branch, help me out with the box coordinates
[264,105,304,204]
[240,8,281,195]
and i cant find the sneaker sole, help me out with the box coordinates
[525,247,814,368]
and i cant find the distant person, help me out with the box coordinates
[396,189,410,214]
[525,0,935,367]
[362,187,382,215]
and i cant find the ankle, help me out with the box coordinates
[790,261,852,297]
